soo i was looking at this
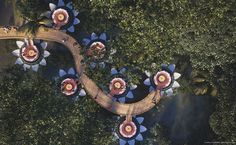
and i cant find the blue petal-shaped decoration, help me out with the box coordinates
[118,97,126,103]
[135,133,143,141]
[172,81,180,88]
[126,91,134,99]
[73,10,79,16]
[119,139,127,145]
[67,26,75,32]
[32,64,39,72]
[128,139,135,145]
[119,67,127,74]
[83,38,91,46]
[130,84,137,90]
[23,64,31,71]
[140,125,147,133]
[166,88,174,96]
[15,58,23,65]
[144,78,151,86]
[68,68,76,75]
[161,64,168,69]
[90,62,96,68]
[91,33,98,40]
[99,33,107,41]
[39,58,47,66]
[111,68,118,75]
[168,64,175,73]
[58,0,65,7]
[136,117,144,124]
[66,2,73,9]
[49,3,56,11]
[59,69,67,77]
[149,86,155,92]
[79,89,86,96]
[73,18,80,25]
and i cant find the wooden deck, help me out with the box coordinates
[0,26,161,117]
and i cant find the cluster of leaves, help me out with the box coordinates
[0,67,115,145]
[15,0,48,20]
[15,0,52,34]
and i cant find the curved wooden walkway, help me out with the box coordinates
[0,26,161,116]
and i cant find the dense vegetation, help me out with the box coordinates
[0,0,235,144]
[0,67,117,145]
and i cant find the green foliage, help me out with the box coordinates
[0,67,115,145]
[15,0,52,34]
[209,64,236,141]
[144,123,171,145]
[16,0,48,20]
[75,0,236,83]
[15,0,236,86]
[12,0,236,143]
